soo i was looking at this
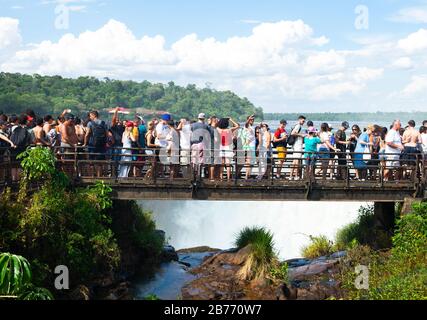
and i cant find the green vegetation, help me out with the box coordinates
[0,146,164,299]
[0,73,262,121]
[235,227,277,281]
[334,205,392,251]
[264,112,427,124]
[301,235,334,259]
[0,253,53,300]
[143,294,161,301]
[339,202,427,300]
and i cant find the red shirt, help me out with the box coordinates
[274,128,287,139]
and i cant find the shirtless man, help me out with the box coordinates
[33,118,50,146]
[402,120,422,179]
[60,114,79,156]
[43,115,55,136]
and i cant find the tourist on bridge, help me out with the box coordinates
[334,121,350,180]
[257,122,272,180]
[217,118,240,181]
[318,123,340,180]
[242,115,257,180]
[118,121,137,178]
[289,115,306,180]
[353,124,375,181]
[273,120,289,179]
[420,126,427,155]
[384,120,404,181]
[402,120,422,179]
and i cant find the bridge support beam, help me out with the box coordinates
[373,202,396,232]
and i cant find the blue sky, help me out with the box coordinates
[1,0,427,112]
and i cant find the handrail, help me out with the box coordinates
[0,145,425,197]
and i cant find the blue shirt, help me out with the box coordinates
[304,136,321,158]
[355,132,369,153]
[138,124,147,148]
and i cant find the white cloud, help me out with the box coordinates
[0,17,22,64]
[0,17,424,112]
[392,57,413,69]
[402,75,427,96]
[390,6,427,24]
[398,29,427,54]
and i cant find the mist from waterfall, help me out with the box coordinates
[139,201,366,260]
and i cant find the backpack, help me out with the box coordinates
[92,121,107,147]
[10,126,30,148]
[286,126,302,147]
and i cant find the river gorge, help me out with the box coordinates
[133,201,367,300]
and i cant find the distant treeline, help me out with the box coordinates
[0,73,263,121]
[264,112,427,124]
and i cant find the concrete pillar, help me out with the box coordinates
[374,202,396,232]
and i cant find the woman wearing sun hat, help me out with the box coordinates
[118,121,137,178]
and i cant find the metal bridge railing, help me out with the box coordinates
[0,146,426,195]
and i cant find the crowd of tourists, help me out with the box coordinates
[0,108,426,182]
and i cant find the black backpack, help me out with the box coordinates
[92,121,107,147]
[286,126,302,147]
[10,126,30,148]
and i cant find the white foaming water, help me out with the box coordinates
[139,201,366,260]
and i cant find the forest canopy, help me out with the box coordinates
[0,73,263,121]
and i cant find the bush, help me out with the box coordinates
[339,202,427,300]
[301,235,334,259]
[235,227,276,281]
[334,205,392,251]
[130,203,165,258]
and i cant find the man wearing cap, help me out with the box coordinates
[156,114,172,149]
[335,121,350,180]
[191,113,211,171]
[290,115,306,180]
[273,120,289,179]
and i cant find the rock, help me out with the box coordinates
[177,246,222,254]
[161,245,179,262]
[178,261,192,268]
[330,251,347,259]
[92,272,115,288]
[106,282,132,300]
[288,260,339,281]
[69,285,91,300]
[285,258,311,268]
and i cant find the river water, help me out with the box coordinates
[139,201,365,261]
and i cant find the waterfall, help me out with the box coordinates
[139,201,366,260]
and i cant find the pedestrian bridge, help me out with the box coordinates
[1,147,424,203]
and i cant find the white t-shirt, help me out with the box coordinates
[155,122,170,148]
[319,132,330,150]
[385,129,402,154]
[246,126,256,149]
[180,124,192,150]
[292,124,304,149]
[421,133,427,153]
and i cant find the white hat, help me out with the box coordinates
[198,113,206,119]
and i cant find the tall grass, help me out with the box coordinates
[301,235,334,259]
[234,227,276,281]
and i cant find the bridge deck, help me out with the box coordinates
[1,147,426,202]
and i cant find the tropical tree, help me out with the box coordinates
[0,253,53,300]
